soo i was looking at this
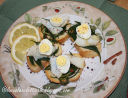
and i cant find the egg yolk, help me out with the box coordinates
[77,24,89,34]
[40,43,50,53]
[56,56,66,66]
[51,16,62,23]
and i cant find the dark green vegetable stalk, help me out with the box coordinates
[44,65,51,70]
[38,57,50,61]
[82,46,101,62]
[29,56,35,65]
[90,25,96,35]
[68,22,81,40]
[28,56,50,68]
[59,64,80,85]
[51,48,59,56]
[40,24,57,43]
[55,24,68,38]
[35,59,43,68]
[59,77,69,85]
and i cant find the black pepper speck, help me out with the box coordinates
[91,69,93,71]
[87,66,89,69]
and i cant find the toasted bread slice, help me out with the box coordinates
[56,32,69,44]
[43,54,85,84]
[27,56,42,73]
[39,26,69,44]
[74,42,101,58]
[27,44,62,73]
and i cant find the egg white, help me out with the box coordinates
[27,45,47,60]
[60,15,69,27]
[50,57,62,78]
[75,35,89,47]
[39,39,53,55]
[50,15,64,27]
[68,55,85,68]
[76,23,91,39]
[50,15,69,27]
[41,19,63,35]
[56,55,70,74]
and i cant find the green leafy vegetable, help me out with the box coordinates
[29,56,49,68]
[55,24,68,38]
[69,51,73,56]
[82,46,101,62]
[56,87,76,96]
[105,30,118,36]
[68,22,81,40]
[24,13,32,24]
[59,64,80,85]
[44,65,51,70]
[59,77,69,85]
[38,57,50,61]
[102,20,111,31]
[51,48,59,56]
[68,69,79,79]
[95,17,101,26]
[75,21,81,24]
[60,64,79,78]
[29,56,35,65]
[35,59,43,68]
[43,83,61,89]
[40,24,57,43]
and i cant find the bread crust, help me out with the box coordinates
[27,44,62,73]
[39,27,43,40]
[56,32,69,44]
[44,54,85,84]
[75,42,101,58]
[27,56,42,72]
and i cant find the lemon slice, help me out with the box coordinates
[9,23,40,46]
[11,35,37,65]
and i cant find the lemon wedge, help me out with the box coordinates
[9,23,40,46]
[11,35,37,65]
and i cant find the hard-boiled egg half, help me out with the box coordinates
[50,57,62,78]
[56,55,70,74]
[76,23,91,39]
[50,15,69,27]
[39,39,53,55]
